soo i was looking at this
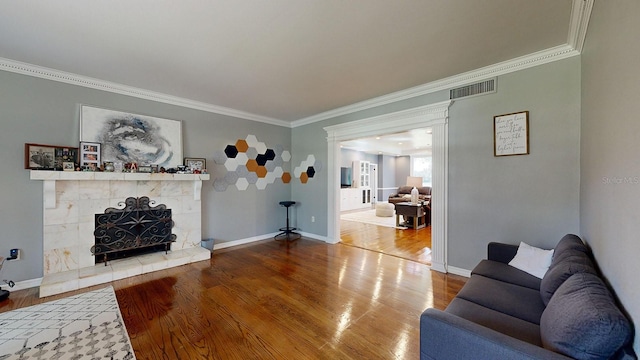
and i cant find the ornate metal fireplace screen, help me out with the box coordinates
[92,196,176,265]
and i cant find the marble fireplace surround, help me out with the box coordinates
[31,171,211,297]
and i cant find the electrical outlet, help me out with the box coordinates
[311,216,315,223]
[8,249,20,260]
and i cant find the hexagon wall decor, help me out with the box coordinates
[213,134,320,191]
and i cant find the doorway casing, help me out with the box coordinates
[324,100,452,272]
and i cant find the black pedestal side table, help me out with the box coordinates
[275,201,301,242]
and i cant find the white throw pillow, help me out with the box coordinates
[508,241,554,279]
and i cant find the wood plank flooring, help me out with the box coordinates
[340,218,432,265]
[1,238,466,360]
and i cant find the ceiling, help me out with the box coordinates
[341,128,433,156]
[0,1,577,124]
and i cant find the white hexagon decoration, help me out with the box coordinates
[293,165,305,177]
[236,177,249,191]
[306,154,316,164]
[245,134,258,147]
[224,157,239,171]
[273,166,284,177]
[235,152,249,166]
[281,150,291,162]
[256,178,268,190]
[255,142,267,154]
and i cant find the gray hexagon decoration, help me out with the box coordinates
[246,171,259,184]
[213,150,227,165]
[246,147,258,159]
[265,161,276,172]
[224,170,239,185]
[213,178,228,192]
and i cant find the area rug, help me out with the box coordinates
[340,208,407,229]
[0,286,135,360]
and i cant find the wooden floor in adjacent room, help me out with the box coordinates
[340,218,432,265]
[1,238,466,360]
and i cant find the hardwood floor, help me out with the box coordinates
[340,218,432,265]
[1,238,466,360]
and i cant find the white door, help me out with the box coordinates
[370,163,378,204]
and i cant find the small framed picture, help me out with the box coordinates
[138,165,153,173]
[80,141,101,167]
[63,162,75,171]
[184,157,206,172]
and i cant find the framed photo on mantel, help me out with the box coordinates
[494,111,529,157]
[24,143,78,170]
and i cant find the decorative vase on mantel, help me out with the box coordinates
[411,186,419,205]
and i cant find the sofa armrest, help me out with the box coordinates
[420,309,572,360]
[487,242,519,264]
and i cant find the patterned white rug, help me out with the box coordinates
[0,286,135,360]
[341,208,407,229]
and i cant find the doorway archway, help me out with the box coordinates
[324,100,451,272]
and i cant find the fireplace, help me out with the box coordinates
[93,196,176,265]
[31,170,211,297]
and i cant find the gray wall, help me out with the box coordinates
[394,156,411,187]
[0,70,291,282]
[448,57,581,269]
[340,148,377,167]
[581,1,640,352]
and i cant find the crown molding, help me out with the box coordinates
[568,0,594,52]
[0,57,290,127]
[292,44,579,127]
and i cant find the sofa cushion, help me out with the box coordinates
[456,274,545,324]
[540,251,597,305]
[446,297,542,346]
[508,242,554,279]
[550,234,590,268]
[472,260,541,290]
[540,273,632,360]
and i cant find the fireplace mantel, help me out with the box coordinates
[31,170,210,208]
[30,170,211,297]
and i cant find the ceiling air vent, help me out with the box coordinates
[449,78,496,100]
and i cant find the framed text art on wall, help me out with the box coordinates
[80,105,183,168]
[494,111,529,156]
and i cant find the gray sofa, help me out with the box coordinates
[420,234,635,360]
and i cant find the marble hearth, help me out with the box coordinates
[31,171,211,297]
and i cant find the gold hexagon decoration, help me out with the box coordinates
[300,172,309,183]
[256,166,267,178]
[246,159,259,172]
[235,139,249,152]
[281,172,291,183]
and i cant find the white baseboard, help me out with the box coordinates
[3,277,42,292]
[447,265,471,278]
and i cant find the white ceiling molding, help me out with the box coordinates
[292,44,579,127]
[324,100,452,142]
[567,0,594,52]
[0,57,289,128]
